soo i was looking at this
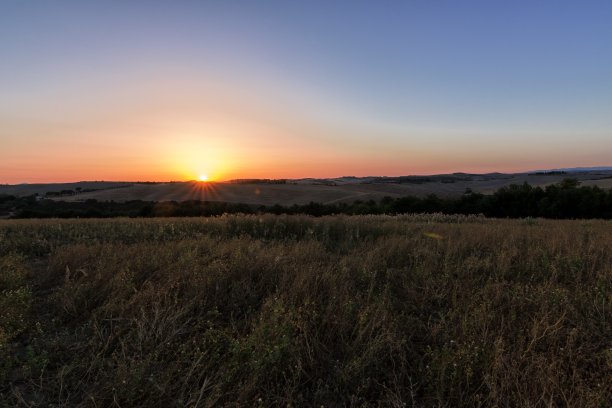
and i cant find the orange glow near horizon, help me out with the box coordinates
[2,96,610,184]
[2,60,610,184]
[2,149,609,184]
[1,3,611,185]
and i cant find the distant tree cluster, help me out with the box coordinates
[371,175,473,184]
[45,188,101,197]
[43,184,135,197]
[274,179,610,219]
[228,179,288,184]
[7,199,253,218]
[528,171,567,176]
[1,179,611,219]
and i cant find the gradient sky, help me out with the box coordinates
[2,0,611,182]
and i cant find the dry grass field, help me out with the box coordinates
[1,215,611,406]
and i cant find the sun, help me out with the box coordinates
[199,174,209,182]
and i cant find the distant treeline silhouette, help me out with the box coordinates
[1,178,611,219]
[228,178,288,184]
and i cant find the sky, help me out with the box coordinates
[1,0,611,183]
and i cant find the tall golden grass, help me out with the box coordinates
[1,214,610,406]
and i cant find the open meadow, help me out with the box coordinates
[1,214,610,406]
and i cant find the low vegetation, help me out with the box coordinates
[2,179,612,219]
[1,214,610,406]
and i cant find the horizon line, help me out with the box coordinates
[2,165,612,185]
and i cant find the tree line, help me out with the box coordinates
[1,179,611,219]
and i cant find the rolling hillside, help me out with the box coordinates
[2,171,611,206]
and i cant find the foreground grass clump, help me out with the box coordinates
[0,214,610,406]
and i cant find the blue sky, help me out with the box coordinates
[1,1,611,181]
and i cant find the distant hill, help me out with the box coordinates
[2,169,611,205]
[534,166,612,173]
[0,182,134,196]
